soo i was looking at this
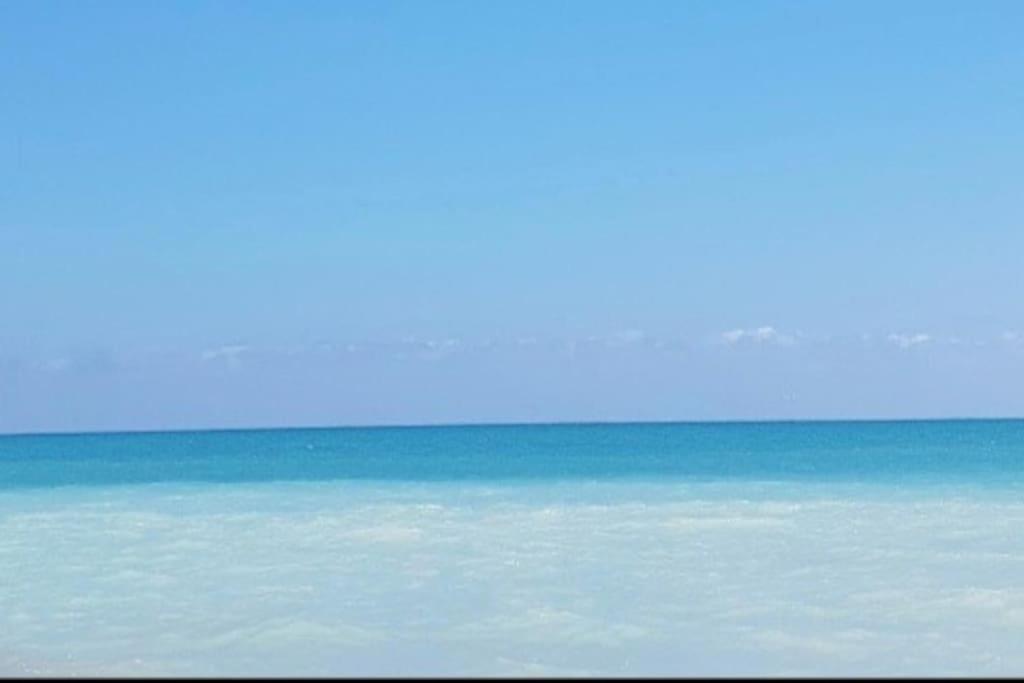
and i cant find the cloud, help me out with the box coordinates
[423,338,461,352]
[606,329,647,347]
[200,345,250,367]
[887,333,931,349]
[720,326,795,346]
[32,351,118,375]
[393,337,464,361]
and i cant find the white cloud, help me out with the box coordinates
[720,326,795,346]
[887,333,931,349]
[393,337,463,361]
[721,329,746,344]
[425,338,461,351]
[200,345,250,366]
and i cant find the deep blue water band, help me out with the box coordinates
[2,419,1024,490]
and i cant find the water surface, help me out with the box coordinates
[2,420,1023,676]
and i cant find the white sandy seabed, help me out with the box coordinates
[1,480,1023,677]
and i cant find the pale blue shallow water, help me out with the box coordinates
[2,420,1024,676]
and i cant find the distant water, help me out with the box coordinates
[2,420,1024,676]
[5,419,1024,489]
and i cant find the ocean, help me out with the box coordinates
[2,420,1023,676]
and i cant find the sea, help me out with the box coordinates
[2,420,1023,676]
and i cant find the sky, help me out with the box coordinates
[1,0,1023,433]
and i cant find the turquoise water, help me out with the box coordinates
[3,419,1024,489]
[3,420,1024,676]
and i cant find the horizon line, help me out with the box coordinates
[3,414,1023,439]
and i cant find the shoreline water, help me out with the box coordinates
[3,478,1024,676]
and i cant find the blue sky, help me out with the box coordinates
[2,0,1023,432]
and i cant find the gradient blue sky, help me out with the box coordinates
[2,0,1023,433]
